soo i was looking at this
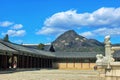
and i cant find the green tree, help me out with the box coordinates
[37,43,45,50]
[3,34,9,42]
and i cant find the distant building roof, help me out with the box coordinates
[1,39,120,59]
[22,44,39,49]
[0,42,17,53]
[44,45,55,52]
[23,44,38,45]
[113,51,120,58]
[53,52,104,58]
[0,39,54,57]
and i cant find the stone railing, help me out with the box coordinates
[96,35,120,80]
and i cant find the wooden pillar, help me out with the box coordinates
[50,59,52,68]
[47,58,49,68]
[66,58,68,68]
[34,57,36,68]
[35,57,37,68]
[28,56,29,68]
[38,58,40,68]
[26,56,29,68]
[20,55,22,68]
[3,52,7,70]
[0,55,1,69]
[44,58,46,68]
[73,58,75,68]
[45,58,46,68]
[37,57,38,68]
[5,54,7,69]
[1,55,3,69]
[89,58,90,69]
[37,57,39,68]
[43,58,45,68]
[17,55,19,68]
[49,59,52,68]
[42,58,44,68]
[30,56,32,68]
[32,57,34,68]
[41,58,44,68]
[45,58,47,68]
[22,55,24,68]
[24,56,26,68]
[48,59,50,68]
[35,57,38,68]
[28,56,30,68]
[81,58,82,69]
[33,57,35,68]
[40,58,42,68]
[50,59,54,68]
[48,59,49,68]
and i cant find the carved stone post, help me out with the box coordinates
[104,35,111,64]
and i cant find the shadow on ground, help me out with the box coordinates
[0,68,52,74]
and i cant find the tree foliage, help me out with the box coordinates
[37,43,45,50]
[3,34,9,42]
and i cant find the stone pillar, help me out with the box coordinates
[104,35,111,64]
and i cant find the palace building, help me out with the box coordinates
[0,39,119,70]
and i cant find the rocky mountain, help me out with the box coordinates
[52,30,104,52]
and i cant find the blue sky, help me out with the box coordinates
[0,0,120,44]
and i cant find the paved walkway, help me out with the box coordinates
[0,69,104,80]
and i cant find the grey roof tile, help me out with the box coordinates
[52,52,104,58]
[0,43,17,52]
[0,39,54,57]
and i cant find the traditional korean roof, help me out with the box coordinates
[1,39,120,59]
[0,42,17,52]
[0,39,54,57]
[44,45,51,51]
[113,51,120,58]
[53,52,104,58]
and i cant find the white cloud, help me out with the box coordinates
[37,7,120,35]
[94,28,120,36]
[80,31,94,38]
[0,21,26,37]
[36,27,65,35]
[80,27,120,38]
[0,21,13,27]
[12,24,23,30]
[2,30,26,37]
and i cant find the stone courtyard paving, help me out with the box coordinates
[0,69,104,80]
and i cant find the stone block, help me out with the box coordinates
[105,70,113,76]
[67,63,74,69]
[82,63,90,69]
[111,77,117,80]
[116,77,120,80]
[75,63,82,69]
[116,70,120,76]
[105,77,113,80]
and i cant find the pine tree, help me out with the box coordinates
[3,34,9,42]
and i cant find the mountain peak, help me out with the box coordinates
[65,30,76,33]
[56,30,85,41]
[52,30,104,52]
